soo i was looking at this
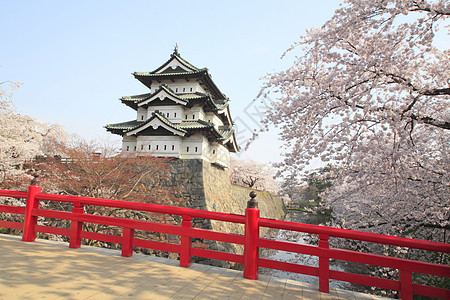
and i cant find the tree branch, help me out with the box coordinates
[410,114,450,130]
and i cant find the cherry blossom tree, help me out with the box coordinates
[262,0,449,244]
[0,82,65,189]
[230,157,280,194]
[29,140,185,253]
[33,139,178,201]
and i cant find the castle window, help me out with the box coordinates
[164,145,167,150]
[141,115,144,120]
[126,146,129,151]
[192,114,195,119]
[141,145,144,150]
[176,88,178,92]
[185,115,188,120]
[134,146,136,151]
[156,145,159,150]
[195,147,198,152]
[149,145,151,150]
[172,145,175,150]
[213,150,216,154]
[190,87,193,92]
[174,113,177,117]
[186,147,189,152]
[183,87,185,92]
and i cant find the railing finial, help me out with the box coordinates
[247,191,258,208]
[30,173,40,186]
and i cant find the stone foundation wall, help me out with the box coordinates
[166,159,285,265]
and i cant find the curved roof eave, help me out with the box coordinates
[125,112,187,136]
[137,85,188,107]
[133,69,227,100]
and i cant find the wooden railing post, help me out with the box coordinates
[180,215,192,267]
[400,270,413,300]
[319,234,330,293]
[69,202,84,248]
[22,177,42,242]
[244,191,259,280]
[122,227,135,257]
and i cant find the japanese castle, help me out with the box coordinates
[105,47,239,168]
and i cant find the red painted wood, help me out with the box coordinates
[133,238,181,253]
[0,220,23,230]
[259,218,450,253]
[259,237,449,277]
[330,270,400,291]
[180,215,192,267]
[0,205,26,215]
[22,185,41,242]
[0,189,28,198]
[121,227,134,257]
[319,234,330,293]
[327,247,450,277]
[257,237,319,255]
[189,228,245,245]
[259,258,319,277]
[34,209,182,236]
[35,192,245,224]
[413,283,450,299]
[243,207,259,280]
[0,185,449,299]
[35,225,70,236]
[400,270,413,300]
[80,231,123,244]
[191,248,244,264]
[69,203,84,248]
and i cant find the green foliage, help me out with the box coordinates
[284,166,333,211]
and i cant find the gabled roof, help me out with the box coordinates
[125,113,187,137]
[105,112,238,152]
[120,84,230,115]
[151,48,200,74]
[137,85,188,108]
[133,50,227,100]
[121,85,189,110]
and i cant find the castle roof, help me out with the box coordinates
[105,112,238,152]
[150,48,200,73]
[133,50,227,100]
[120,84,231,124]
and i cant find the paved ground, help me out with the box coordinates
[0,234,387,299]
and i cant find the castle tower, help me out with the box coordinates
[105,48,239,168]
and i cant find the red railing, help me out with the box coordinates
[0,184,449,300]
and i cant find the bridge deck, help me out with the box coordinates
[0,234,386,299]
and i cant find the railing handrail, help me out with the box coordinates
[259,218,450,254]
[6,189,445,254]
[0,189,28,198]
[0,186,449,300]
[0,189,246,224]
[34,192,246,223]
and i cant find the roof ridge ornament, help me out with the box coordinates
[173,43,179,56]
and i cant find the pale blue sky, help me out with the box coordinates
[1,0,342,163]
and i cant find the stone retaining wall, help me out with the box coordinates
[166,159,286,266]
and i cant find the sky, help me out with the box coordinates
[1,0,342,165]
